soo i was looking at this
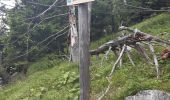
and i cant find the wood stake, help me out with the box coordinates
[78,3,91,100]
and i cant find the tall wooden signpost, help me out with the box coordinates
[67,0,94,99]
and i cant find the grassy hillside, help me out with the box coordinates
[90,13,170,99]
[0,59,79,100]
[0,13,170,100]
[134,13,170,37]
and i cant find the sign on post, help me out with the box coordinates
[67,0,94,5]
[67,0,94,99]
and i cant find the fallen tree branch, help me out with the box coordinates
[98,77,112,100]
[90,26,170,56]
[126,50,135,67]
[133,43,152,64]
[148,43,160,79]
[105,46,112,60]
[109,45,126,77]
[118,46,123,67]
[101,46,112,67]
[119,26,170,45]
[95,26,169,99]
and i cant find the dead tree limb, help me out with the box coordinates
[148,43,160,79]
[98,77,112,100]
[109,45,126,77]
[90,25,169,77]
[119,26,170,45]
[133,44,152,64]
[105,46,112,60]
[98,45,126,100]
[90,27,170,56]
[95,26,169,99]
[101,46,112,67]
[90,41,115,56]
[126,50,135,66]
[90,26,170,79]
[118,46,123,67]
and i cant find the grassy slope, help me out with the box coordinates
[0,13,170,100]
[90,13,170,99]
[0,56,80,100]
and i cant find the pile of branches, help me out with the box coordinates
[91,26,170,99]
[91,26,170,77]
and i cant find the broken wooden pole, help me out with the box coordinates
[69,6,79,62]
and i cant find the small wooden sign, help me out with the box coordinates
[67,0,94,5]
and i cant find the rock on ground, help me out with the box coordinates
[125,90,170,100]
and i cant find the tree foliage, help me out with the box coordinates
[3,0,69,64]
[91,0,170,40]
[0,0,169,73]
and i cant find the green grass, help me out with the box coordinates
[0,13,170,100]
[0,60,79,100]
[90,34,114,49]
[134,13,170,38]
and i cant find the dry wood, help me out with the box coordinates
[109,45,126,77]
[95,26,170,99]
[118,46,123,67]
[69,6,79,62]
[148,43,160,79]
[101,46,112,67]
[94,26,170,100]
[78,3,90,99]
[90,26,170,56]
[119,26,170,45]
[98,77,112,100]
[126,50,135,66]
[105,46,112,60]
[133,44,152,64]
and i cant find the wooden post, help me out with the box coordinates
[78,3,91,100]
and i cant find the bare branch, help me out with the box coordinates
[126,50,135,67]
[119,26,170,45]
[98,77,112,100]
[109,45,126,77]
[27,0,59,20]
[133,43,152,64]
[148,43,160,79]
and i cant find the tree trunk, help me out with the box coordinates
[69,6,79,62]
